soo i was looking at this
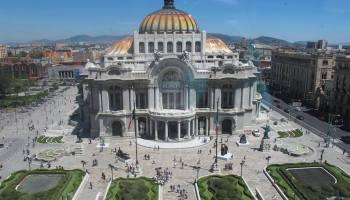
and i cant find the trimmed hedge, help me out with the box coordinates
[0,169,85,200]
[198,175,254,200]
[37,136,63,144]
[267,162,350,200]
[106,177,158,200]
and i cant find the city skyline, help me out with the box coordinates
[0,0,349,44]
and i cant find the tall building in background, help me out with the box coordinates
[317,40,328,50]
[271,50,334,109]
[331,55,350,130]
[0,45,7,59]
[80,0,260,139]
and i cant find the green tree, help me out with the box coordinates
[0,74,12,97]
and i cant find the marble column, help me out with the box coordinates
[165,121,168,141]
[235,86,241,110]
[187,120,191,138]
[192,119,195,136]
[177,121,181,140]
[148,86,154,109]
[102,89,109,112]
[146,117,149,137]
[195,117,199,136]
[205,117,209,136]
[123,89,129,111]
[135,117,139,137]
[150,119,153,137]
[185,86,189,110]
[99,89,103,112]
[154,120,158,140]
[129,88,134,110]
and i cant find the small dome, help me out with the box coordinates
[139,0,199,34]
[107,37,133,56]
[205,38,233,54]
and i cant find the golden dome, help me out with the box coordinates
[205,38,233,54]
[107,37,133,56]
[139,0,199,34]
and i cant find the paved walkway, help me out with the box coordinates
[137,136,211,149]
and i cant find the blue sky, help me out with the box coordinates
[0,0,349,43]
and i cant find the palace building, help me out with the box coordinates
[80,0,261,140]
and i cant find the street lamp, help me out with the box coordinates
[108,164,116,181]
[240,160,246,177]
[211,99,220,173]
[27,157,32,171]
[132,100,141,175]
[266,156,271,166]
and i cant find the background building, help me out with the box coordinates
[48,64,85,82]
[331,55,350,130]
[0,45,7,59]
[271,50,334,108]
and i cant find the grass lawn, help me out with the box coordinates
[0,169,85,200]
[198,175,254,200]
[267,162,350,200]
[106,177,158,200]
[278,129,303,138]
[0,91,48,109]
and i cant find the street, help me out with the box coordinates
[262,92,350,152]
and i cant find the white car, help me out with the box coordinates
[252,129,260,137]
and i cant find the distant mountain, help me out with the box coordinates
[26,35,129,45]
[251,36,293,47]
[55,35,128,44]
[13,33,330,48]
[208,34,299,47]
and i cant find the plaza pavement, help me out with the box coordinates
[0,86,350,200]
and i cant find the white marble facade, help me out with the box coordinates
[80,0,261,140]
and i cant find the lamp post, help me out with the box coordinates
[240,160,246,177]
[27,157,32,171]
[211,99,220,173]
[266,156,271,166]
[108,164,116,181]
[133,101,141,175]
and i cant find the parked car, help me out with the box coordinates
[296,115,304,120]
[273,99,280,103]
[252,129,260,137]
[273,121,278,125]
[276,105,282,109]
[280,118,287,122]
[294,107,302,112]
[284,108,290,113]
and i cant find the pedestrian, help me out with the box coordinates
[89,182,93,189]
[158,145,160,151]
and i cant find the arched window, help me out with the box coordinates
[186,41,192,52]
[109,86,123,111]
[195,41,201,52]
[158,42,164,52]
[148,42,154,53]
[167,42,173,53]
[139,42,145,53]
[176,41,182,53]
[161,71,184,110]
